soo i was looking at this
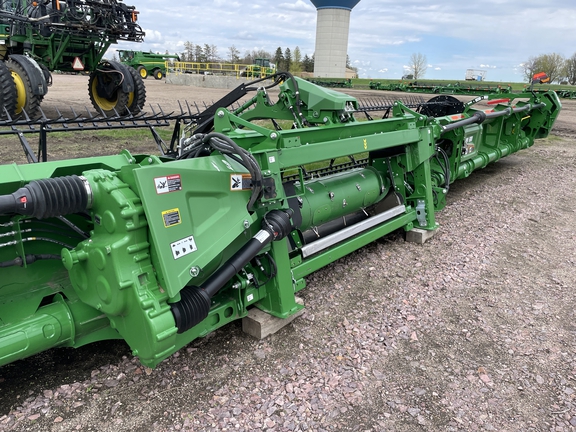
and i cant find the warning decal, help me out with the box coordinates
[155,174,182,194]
[230,174,252,191]
[170,235,197,260]
[162,208,181,228]
[72,57,84,71]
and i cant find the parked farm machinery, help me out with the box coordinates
[0,0,145,118]
[306,78,353,88]
[530,87,576,100]
[0,74,561,368]
[370,80,513,95]
[118,50,180,80]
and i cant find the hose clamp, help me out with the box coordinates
[79,176,94,209]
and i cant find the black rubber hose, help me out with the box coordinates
[0,254,61,268]
[0,175,90,219]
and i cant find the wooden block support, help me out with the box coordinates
[242,297,305,340]
[406,227,438,245]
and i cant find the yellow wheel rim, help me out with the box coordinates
[11,71,26,114]
[139,68,147,78]
[91,77,117,111]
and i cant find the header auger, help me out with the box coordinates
[0,74,561,368]
[0,0,145,118]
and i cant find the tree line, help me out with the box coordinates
[178,42,317,73]
[178,42,359,75]
[523,53,576,84]
[391,51,576,85]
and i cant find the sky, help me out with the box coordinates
[111,0,576,83]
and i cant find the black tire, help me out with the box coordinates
[5,59,42,118]
[0,61,16,119]
[124,65,146,114]
[137,65,148,79]
[153,69,163,80]
[88,68,130,116]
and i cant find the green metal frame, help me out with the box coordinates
[0,77,562,368]
[0,0,143,73]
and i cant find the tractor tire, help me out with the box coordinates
[124,65,146,114]
[137,65,148,79]
[88,68,130,116]
[0,61,16,119]
[153,69,163,80]
[6,59,42,118]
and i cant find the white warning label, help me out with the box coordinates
[155,174,182,194]
[170,235,198,260]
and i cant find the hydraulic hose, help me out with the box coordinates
[441,103,546,135]
[0,175,92,219]
[170,209,293,333]
[441,111,486,134]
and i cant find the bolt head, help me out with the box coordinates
[189,266,201,277]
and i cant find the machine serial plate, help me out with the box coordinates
[170,235,198,260]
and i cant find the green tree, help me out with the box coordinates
[302,54,313,72]
[284,47,292,72]
[228,45,241,64]
[274,47,284,71]
[292,46,302,73]
[194,44,204,62]
[210,44,219,62]
[566,53,576,85]
[203,44,217,62]
[182,41,195,62]
[408,53,427,80]
[523,53,566,83]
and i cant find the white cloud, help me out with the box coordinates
[143,29,162,43]
[279,0,314,11]
[120,0,576,81]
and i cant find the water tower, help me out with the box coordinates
[310,0,360,78]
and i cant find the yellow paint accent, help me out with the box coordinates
[11,70,26,114]
[363,138,368,150]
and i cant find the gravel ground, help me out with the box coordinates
[1,76,575,431]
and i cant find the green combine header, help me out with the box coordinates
[0,74,562,368]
